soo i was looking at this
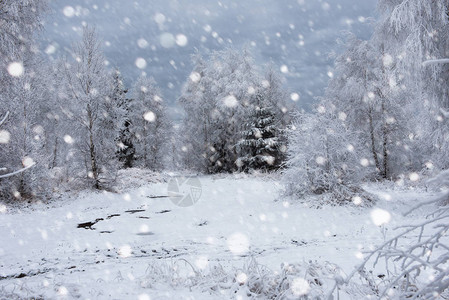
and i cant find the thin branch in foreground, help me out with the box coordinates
[422,58,449,66]
[0,163,35,179]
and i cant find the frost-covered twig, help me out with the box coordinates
[328,171,449,299]
[0,112,10,127]
[422,59,449,67]
[0,163,36,179]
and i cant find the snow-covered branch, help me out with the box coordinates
[328,171,449,299]
[422,59,449,67]
[0,163,36,179]
[0,111,10,127]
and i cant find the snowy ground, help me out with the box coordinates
[0,175,437,299]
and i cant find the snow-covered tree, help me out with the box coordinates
[42,59,69,169]
[260,65,291,127]
[201,48,260,173]
[61,26,118,189]
[3,57,53,198]
[325,34,413,179]
[178,52,213,172]
[376,0,448,95]
[0,0,50,199]
[283,104,374,206]
[235,65,290,172]
[375,0,449,170]
[0,0,48,67]
[179,48,289,173]
[129,75,169,170]
[236,94,285,172]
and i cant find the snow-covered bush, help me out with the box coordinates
[283,109,375,206]
[115,168,168,192]
[141,258,360,299]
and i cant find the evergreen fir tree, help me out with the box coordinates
[112,70,135,168]
[236,95,285,171]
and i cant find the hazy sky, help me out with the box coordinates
[40,0,378,119]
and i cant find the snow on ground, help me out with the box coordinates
[0,175,437,299]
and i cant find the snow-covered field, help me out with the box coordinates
[0,175,435,299]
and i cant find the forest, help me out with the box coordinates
[1,0,449,299]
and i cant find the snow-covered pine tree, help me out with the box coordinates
[236,94,284,172]
[111,70,135,168]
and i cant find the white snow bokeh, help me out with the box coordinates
[291,277,310,296]
[63,135,74,144]
[139,224,150,234]
[159,32,176,48]
[370,208,392,226]
[62,6,75,18]
[236,271,248,284]
[22,156,34,167]
[138,294,151,300]
[382,54,394,67]
[144,111,156,122]
[195,256,209,270]
[316,156,326,165]
[223,95,238,108]
[137,38,149,49]
[45,44,57,55]
[0,130,11,144]
[135,57,147,69]
[409,172,420,182]
[118,245,133,258]
[352,196,362,205]
[360,158,370,167]
[189,72,201,83]
[7,62,24,77]
[227,232,250,255]
[280,65,289,74]
[154,12,166,25]
[175,34,188,47]
[290,93,300,102]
